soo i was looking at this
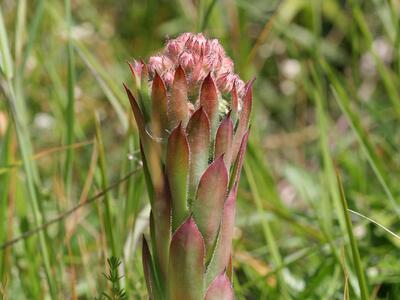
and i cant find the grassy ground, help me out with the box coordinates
[1,0,400,299]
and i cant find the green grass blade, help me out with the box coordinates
[14,0,26,67]
[0,125,11,281]
[1,4,57,296]
[20,0,45,73]
[74,41,128,131]
[244,161,291,300]
[64,0,76,196]
[0,6,13,79]
[349,209,400,241]
[352,5,400,117]
[5,83,58,299]
[201,0,218,31]
[337,171,369,300]
[306,62,348,236]
[94,115,117,257]
[321,59,400,216]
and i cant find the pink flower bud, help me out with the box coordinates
[129,59,146,85]
[147,33,246,104]
[179,51,194,70]
[235,79,246,99]
[166,40,182,59]
[163,71,175,86]
[148,56,163,75]
[216,72,231,93]
[161,55,174,70]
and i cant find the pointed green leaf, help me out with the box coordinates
[151,72,168,138]
[149,211,158,268]
[169,217,205,300]
[140,142,155,205]
[205,273,234,300]
[206,184,237,285]
[147,142,164,196]
[126,84,164,194]
[149,211,168,288]
[200,73,219,135]
[194,156,228,255]
[232,79,254,160]
[186,106,211,200]
[124,83,146,141]
[154,190,171,283]
[133,90,170,282]
[229,130,249,190]
[127,86,164,198]
[231,82,239,120]
[167,123,190,230]
[150,178,172,283]
[142,236,157,299]
[214,114,234,172]
[169,65,189,128]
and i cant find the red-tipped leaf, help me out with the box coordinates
[205,273,234,300]
[231,81,239,116]
[168,217,205,300]
[193,156,228,255]
[226,255,233,281]
[229,130,249,190]
[206,184,238,285]
[186,107,211,199]
[128,60,145,88]
[200,73,219,135]
[214,114,234,171]
[232,79,254,160]
[151,72,168,137]
[167,123,190,230]
[168,66,189,128]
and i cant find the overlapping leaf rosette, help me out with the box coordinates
[124,33,253,300]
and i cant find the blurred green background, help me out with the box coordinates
[1,0,400,299]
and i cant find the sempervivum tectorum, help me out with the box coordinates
[124,32,253,300]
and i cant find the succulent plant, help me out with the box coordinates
[124,32,253,300]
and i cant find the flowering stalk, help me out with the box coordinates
[124,33,253,300]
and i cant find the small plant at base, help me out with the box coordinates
[95,257,127,300]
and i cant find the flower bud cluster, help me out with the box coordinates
[148,33,245,97]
